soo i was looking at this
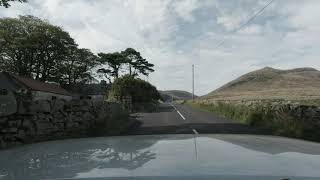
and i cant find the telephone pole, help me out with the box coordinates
[192,64,194,101]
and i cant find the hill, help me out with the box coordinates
[160,90,197,102]
[203,67,320,102]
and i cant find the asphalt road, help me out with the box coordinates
[128,103,268,135]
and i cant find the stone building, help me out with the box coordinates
[0,72,72,116]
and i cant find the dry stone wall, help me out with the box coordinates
[198,99,320,121]
[196,99,320,140]
[0,98,112,149]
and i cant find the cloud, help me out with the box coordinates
[238,25,262,35]
[172,0,202,22]
[1,0,320,95]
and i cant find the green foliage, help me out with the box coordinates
[59,48,98,85]
[0,16,155,87]
[111,75,161,111]
[122,48,154,77]
[187,102,319,142]
[0,0,26,8]
[0,16,158,111]
[97,48,154,82]
[0,15,98,84]
[98,52,126,79]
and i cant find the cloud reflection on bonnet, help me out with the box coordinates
[1,134,320,179]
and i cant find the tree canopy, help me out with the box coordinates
[0,15,158,108]
[0,15,98,85]
[0,0,26,8]
[97,48,154,82]
[122,48,154,77]
[0,14,159,112]
[97,52,127,80]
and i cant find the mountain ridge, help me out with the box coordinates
[203,67,320,101]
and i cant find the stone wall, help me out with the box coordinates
[0,90,17,117]
[206,99,320,123]
[194,99,320,141]
[0,98,113,149]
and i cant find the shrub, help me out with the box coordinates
[110,75,161,111]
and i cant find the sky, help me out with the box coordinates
[1,0,320,95]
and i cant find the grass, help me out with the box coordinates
[186,101,320,142]
[187,101,254,124]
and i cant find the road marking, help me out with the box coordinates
[170,103,186,121]
[192,129,198,160]
[170,104,177,110]
[192,129,199,134]
[176,110,186,120]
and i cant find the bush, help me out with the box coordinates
[110,75,161,111]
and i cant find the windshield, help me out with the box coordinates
[0,0,320,180]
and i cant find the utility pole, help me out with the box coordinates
[192,64,194,101]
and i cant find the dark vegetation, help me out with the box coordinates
[0,15,160,136]
[188,101,320,142]
[0,0,26,8]
[0,16,155,86]
[97,48,154,83]
[0,15,97,84]
[0,15,158,99]
[110,75,161,112]
[87,103,132,137]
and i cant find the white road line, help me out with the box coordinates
[170,103,186,121]
[170,104,177,110]
[176,110,186,120]
[192,129,199,134]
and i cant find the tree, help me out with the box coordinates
[59,48,98,85]
[97,68,113,84]
[0,0,26,8]
[97,48,155,83]
[0,15,78,83]
[122,48,154,77]
[97,52,126,79]
[0,16,40,77]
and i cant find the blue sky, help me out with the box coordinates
[1,0,320,95]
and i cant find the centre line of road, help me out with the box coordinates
[192,129,199,134]
[170,104,186,120]
[176,110,186,120]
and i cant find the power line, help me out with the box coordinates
[214,0,276,49]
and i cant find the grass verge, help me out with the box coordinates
[186,101,320,142]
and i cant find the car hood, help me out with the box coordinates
[1,134,320,180]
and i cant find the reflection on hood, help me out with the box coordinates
[0,134,320,180]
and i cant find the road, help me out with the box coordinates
[128,103,268,135]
